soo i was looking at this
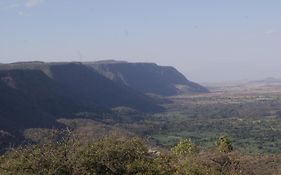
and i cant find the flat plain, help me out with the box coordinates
[120,81,281,154]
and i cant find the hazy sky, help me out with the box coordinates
[0,0,281,82]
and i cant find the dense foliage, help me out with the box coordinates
[0,135,175,175]
[0,133,255,175]
[217,135,233,153]
[171,138,198,156]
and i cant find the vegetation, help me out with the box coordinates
[117,86,281,154]
[0,133,260,175]
[171,138,198,156]
[2,132,280,175]
[217,135,233,153]
[0,134,174,175]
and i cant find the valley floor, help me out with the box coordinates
[6,81,281,174]
[120,82,281,154]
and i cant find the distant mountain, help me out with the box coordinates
[0,62,162,134]
[88,61,208,96]
[251,77,281,84]
[0,60,207,136]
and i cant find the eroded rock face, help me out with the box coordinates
[88,61,209,96]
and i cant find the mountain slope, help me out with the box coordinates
[88,61,209,96]
[0,69,81,133]
[0,62,163,133]
[48,63,161,111]
[0,60,206,134]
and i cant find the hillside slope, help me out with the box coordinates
[0,60,207,134]
[0,62,162,134]
[0,69,82,133]
[49,63,161,111]
[88,61,208,96]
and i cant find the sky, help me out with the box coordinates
[0,0,281,82]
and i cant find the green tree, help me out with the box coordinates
[171,138,198,157]
[217,135,233,153]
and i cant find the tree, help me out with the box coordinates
[171,138,198,157]
[217,135,233,153]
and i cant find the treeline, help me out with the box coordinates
[1,131,269,175]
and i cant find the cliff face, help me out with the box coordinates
[88,61,209,96]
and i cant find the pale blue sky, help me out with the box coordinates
[0,0,281,82]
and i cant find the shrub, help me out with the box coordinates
[171,138,198,157]
[0,134,175,175]
[217,135,233,153]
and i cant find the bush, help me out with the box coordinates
[0,135,81,175]
[171,138,198,157]
[0,133,246,175]
[217,135,233,153]
[0,134,175,175]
